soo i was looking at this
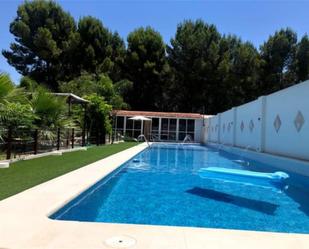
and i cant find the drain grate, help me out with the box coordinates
[105,235,136,248]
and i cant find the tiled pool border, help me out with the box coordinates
[0,143,308,249]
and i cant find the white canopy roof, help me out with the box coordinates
[128,115,152,121]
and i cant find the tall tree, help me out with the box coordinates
[109,32,126,82]
[259,28,297,95]
[77,16,112,74]
[124,27,167,111]
[76,16,126,80]
[167,20,261,113]
[222,37,261,108]
[294,35,309,82]
[168,20,225,113]
[2,0,78,90]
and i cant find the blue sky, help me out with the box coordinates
[1,0,309,84]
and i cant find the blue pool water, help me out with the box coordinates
[51,144,309,233]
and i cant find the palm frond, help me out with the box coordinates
[0,73,14,102]
[31,86,67,129]
[0,73,28,104]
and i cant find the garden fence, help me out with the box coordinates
[0,127,112,160]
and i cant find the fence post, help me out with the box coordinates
[96,129,99,146]
[33,129,38,155]
[66,130,69,148]
[82,104,87,147]
[82,127,86,147]
[57,128,60,150]
[6,127,12,160]
[103,131,106,145]
[71,128,74,149]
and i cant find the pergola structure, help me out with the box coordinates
[52,93,89,115]
[53,93,89,146]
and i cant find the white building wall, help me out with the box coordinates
[203,80,309,161]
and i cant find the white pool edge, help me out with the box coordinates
[0,142,308,249]
[207,142,309,177]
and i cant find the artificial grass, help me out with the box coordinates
[0,142,137,201]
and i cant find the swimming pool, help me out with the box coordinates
[51,143,309,233]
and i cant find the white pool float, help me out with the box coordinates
[198,167,289,189]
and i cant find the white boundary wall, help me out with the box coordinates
[234,98,264,150]
[220,109,234,145]
[207,115,220,143]
[194,119,203,142]
[202,80,309,161]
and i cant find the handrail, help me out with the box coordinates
[137,134,150,147]
[150,134,161,142]
[181,134,192,145]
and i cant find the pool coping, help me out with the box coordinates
[0,142,308,249]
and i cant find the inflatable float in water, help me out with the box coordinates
[198,167,289,189]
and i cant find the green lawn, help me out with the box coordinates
[0,142,137,201]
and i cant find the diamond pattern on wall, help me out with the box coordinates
[249,120,254,132]
[294,111,305,132]
[240,121,244,132]
[274,115,282,133]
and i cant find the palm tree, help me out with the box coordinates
[0,73,35,141]
[31,87,75,127]
[0,74,77,156]
[31,87,75,140]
